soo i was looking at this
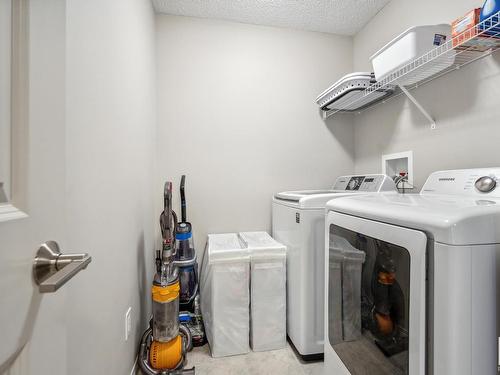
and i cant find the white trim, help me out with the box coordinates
[0,0,12,204]
[130,356,138,375]
[0,203,27,222]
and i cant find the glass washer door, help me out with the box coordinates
[326,211,427,375]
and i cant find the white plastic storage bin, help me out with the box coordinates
[200,233,250,357]
[370,24,455,86]
[239,231,287,352]
[315,72,394,112]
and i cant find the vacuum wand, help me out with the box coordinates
[163,181,174,243]
[180,175,186,223]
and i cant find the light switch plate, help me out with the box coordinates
[125,307,132,341]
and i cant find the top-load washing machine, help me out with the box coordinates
[272,174,397,358]
[324,168,500,375]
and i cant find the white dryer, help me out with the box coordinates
[324,168,500,375]
[272,174,397,359]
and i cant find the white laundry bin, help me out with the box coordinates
[370,24,455,86]
[239,231,287,352]
[200,233,250,357]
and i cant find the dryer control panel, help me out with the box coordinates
[421,168,500,196]
[332,174,396,192]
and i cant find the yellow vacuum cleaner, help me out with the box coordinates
[138,182,195,375]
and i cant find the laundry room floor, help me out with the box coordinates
[186,342,323,375]
[138,341,324,375]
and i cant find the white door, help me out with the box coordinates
[324,211,427,375]
[0,1,86,373]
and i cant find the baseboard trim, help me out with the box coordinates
[130,356,138,375]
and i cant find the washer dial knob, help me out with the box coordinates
[475,176,497,193]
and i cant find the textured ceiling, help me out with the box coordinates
[152,0,390,36]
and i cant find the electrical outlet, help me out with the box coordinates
[125,307,132,341]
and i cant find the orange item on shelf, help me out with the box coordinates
[452,9,481,38]
[451,8,500,51]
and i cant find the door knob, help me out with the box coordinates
[33,241,92,293]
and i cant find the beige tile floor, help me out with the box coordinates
[182,342,324,375]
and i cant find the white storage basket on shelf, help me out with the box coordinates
[316,72,394,112]
[239,232,287,352]
[200,233,250,358]
[370,24,456,86]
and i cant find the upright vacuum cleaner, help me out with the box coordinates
[175,176,198,311]
[175,176,205,346]
[138,182,195,375]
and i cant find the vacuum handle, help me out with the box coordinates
[180,175,186,222]
[162,181,174,241]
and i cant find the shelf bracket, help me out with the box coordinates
[322,108,334,120]
[398,85,436,130]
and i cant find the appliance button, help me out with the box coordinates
[475,176,497,193]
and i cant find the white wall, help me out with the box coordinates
[353,0,500,189]
[65,0,157,374]
[156,15,355,251]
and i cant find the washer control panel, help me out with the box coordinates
[422,168,500,196]
[332,174,396,192]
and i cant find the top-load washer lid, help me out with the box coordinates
[273,174,397,209]
[327,168,500,246]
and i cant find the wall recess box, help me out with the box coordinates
[382,151,414,188]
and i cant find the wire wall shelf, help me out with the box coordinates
[322,11,500,127]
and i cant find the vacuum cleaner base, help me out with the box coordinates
[139,327,195,375]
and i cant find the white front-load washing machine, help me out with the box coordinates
[272,174,397,359]
[324,168,500,375]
